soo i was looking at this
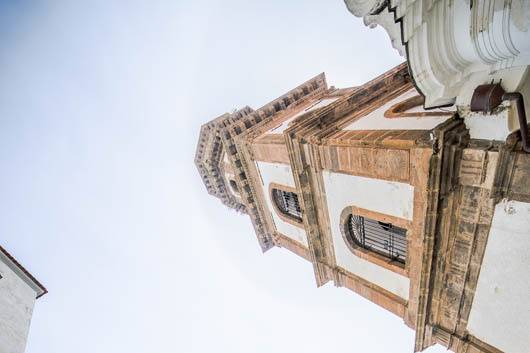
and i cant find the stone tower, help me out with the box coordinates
[195,63,530,353]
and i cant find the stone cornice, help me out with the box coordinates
[286,62,411,143]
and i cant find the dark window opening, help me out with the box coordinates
[347,215,407,263]
[272,189,302,222]
[229,179,239,193]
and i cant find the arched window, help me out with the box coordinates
[229,179,239,193]
[346,214,407,263]
[384,95,454,119]
[271,188,302,222]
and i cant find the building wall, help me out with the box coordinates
[467,200,530,353]
[344,89,452,131]
[0,260,38,353]
[464,71,530,141]
[255,161,308,247]
[464,110,512,142]
[322,170,412,299]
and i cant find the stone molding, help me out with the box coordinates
[274,232,311,261]
[286,62,412,144]
[338,205,409,277]
[335,267,408,318]
[252,135,291,164]
[411,117,470,351]
[268,182,304,229]
[384,95,453,119]
[431,325,504,353]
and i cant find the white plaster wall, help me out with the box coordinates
[0,260,38,353]
[467,200,530,353]
[322,170,412,299]
[460,69,529,141]
[269,97,338,134]
[463,106,512,142]
[255,161,308,247]
[344,89,452,131]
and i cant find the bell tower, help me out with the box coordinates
[195,62,530,353]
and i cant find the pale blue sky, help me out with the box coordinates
[0,1,446,353]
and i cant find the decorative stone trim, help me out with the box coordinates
[251,137,290,164]
[431,325,503,353]
[285,134,338,287]
[384,95,453,119]
[335,268,408,319]
[318,145,411,183]
[268,182,304,229]
[288,63,413,145]
[410,118,471,351]
[339,206,409,277]
[275,233,311,261]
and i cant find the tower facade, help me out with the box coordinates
[195,63,530,353]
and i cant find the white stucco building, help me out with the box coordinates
[0,246,46,353]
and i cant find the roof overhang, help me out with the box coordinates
[0,245,47,299]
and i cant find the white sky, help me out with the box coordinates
[0,1,447,352]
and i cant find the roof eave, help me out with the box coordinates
[0,246,47,299]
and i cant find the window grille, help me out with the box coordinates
[271,189,302,222]
[347,214,407,263]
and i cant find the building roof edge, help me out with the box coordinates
[0,245,47,299]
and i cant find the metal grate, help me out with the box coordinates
[347,215,407,263]
[272,189,302,221]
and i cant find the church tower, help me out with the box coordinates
[195,63,530,353]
